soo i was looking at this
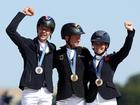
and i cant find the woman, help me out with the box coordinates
[86,21,135,105]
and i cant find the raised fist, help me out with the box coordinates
[22,7,34,16]
[124,21,133,31]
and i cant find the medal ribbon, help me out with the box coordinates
[93,56,104,78]
[67,49,76,74]
[38,43,48,67]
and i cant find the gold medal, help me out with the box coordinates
[71,74,78,82]
[35,66,43,74]
[95,78,103,87]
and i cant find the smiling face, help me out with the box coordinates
[92,42,108,55]
[65,35,81,49]
[37,25,52,43]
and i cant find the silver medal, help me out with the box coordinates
[35,66,43,74]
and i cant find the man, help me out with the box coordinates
[54,23,92,105]
[6,7,56,105]
[85,21,135,105]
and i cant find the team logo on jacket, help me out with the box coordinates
[78,55,85,58]
[59,55,64,60]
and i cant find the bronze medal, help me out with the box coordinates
[95,78,103,87]
[35,66,43,74]
[71,74,78,82]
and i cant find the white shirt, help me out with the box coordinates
[38,40,49,53]
[67,48,75,60]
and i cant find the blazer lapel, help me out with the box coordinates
[75,47,83,75]
[97,57,105,78]
[90,56,105,78]
[60,46,72,75]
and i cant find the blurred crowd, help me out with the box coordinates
[0,91,13,105]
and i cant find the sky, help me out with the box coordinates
[0,0,140,88]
